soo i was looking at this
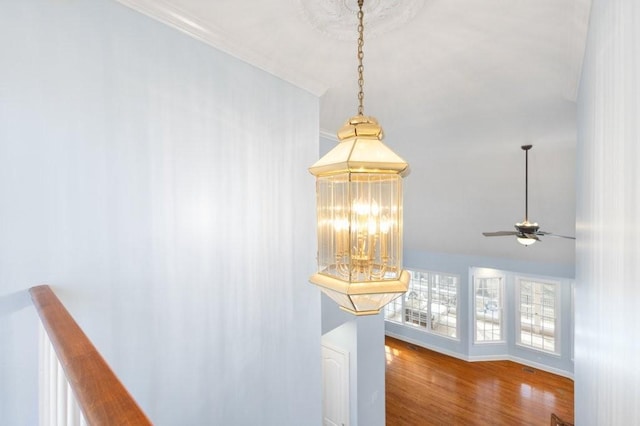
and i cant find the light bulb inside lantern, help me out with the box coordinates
[380,218,391,234]
[368,219,378,235]
[371,200,379,215]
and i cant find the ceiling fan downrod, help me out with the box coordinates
[482,143,575,244]
[522,144,532,223]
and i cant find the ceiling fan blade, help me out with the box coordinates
[483,231,519,237]
[537,231,575,240]
[523,233,540,241]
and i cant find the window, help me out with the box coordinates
[474,276,504,343]
[384,270,458,339]
[517,278,559,354]
[570,282,574,361]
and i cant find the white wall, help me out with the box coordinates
[0,1,321,424]
[576,0,640,424]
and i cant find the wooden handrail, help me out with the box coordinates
[30,285,152,425]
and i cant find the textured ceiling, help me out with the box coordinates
[117,0,591,267]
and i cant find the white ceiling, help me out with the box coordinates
[117,0,592,266]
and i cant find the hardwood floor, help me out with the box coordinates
[385,336,574,425]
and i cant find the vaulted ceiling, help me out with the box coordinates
[117,0,592,266]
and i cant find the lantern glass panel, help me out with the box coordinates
[316,173,403,283]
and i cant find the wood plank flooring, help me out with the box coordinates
[385,336,574,425]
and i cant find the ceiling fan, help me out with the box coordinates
[482,144,575,246]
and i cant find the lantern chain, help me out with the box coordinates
[357,0,365,116]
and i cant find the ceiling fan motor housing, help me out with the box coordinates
[515,221,540,235]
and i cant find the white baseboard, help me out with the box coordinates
[385,331,469,362]
[385,331,574,380]
[502,355,574,380]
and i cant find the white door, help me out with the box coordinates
[322,344,349,426]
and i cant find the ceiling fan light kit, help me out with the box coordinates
[483,144,575,246]
[516,235,538,246]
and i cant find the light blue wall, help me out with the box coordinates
[575,0,640,423]
[322,293,355,336]
[0,1,321,424]
[355,314,386,426]
[386,249,575,377]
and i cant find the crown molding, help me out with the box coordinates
[319,128,338,141]
[115,0,329,97]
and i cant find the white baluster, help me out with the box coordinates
[48,339,58,425]
[67,381,80,426]
[56,358,67,425]
[39,323,86,426]
[39,324,49,426]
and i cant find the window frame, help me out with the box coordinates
[384,268,460,341]
[473,274,505,344]
[515,276,561,356]
[570,282,574,361]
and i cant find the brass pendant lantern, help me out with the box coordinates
[309,0,410,316]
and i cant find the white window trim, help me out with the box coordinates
[570,282,574,362]
[384,268,460,341]
[472,273,506,345]
[515,276,561,356]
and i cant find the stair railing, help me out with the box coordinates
[30,285,152,425]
